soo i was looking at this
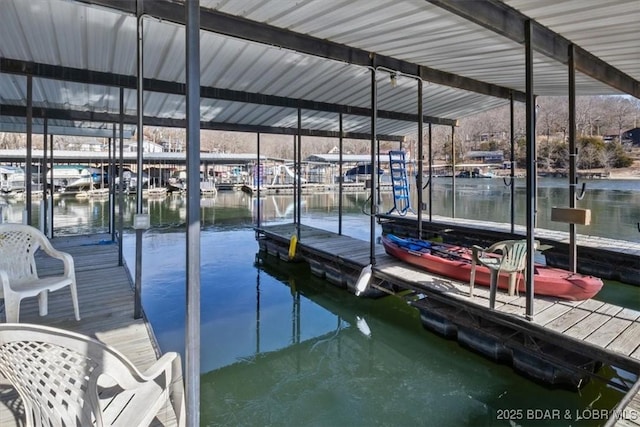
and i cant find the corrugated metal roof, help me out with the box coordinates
[1,0,637,139]
[504,0,639,81]
[205,0,638,95]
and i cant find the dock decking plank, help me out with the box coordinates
[585,317,633,348]
[532,302,576,326]
[606,322,640,357]
[571,298,606,312]
[618,308,640,321]
[597,303,625,317]
[544,307,592,333]
[564,312,612,340]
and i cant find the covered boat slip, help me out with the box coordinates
[0,234,179,427]
[2,0,639,423]
[256,224,640,392]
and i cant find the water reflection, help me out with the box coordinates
[195,249,627,427]
[3,180,637,425]
[3,177,638,243]
[421,177,640,242]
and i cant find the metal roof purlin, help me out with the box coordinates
[0,58,457,128]
[426,0,640,99]
[0,105,406,142]
[73,0,527,103]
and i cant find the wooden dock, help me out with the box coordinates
[257,222,640,424]
[0,234,179,427]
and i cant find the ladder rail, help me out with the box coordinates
[387,150,414,216]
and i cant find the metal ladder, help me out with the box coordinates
[387,150,413,215]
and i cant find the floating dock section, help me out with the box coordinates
[256,223,640,420]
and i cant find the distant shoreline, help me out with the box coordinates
[501,167,640,180]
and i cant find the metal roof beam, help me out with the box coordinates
[73,0,526,102]
[0,105,405,142]
[0,122,133,138]
[427,0,640,98]
[1,58,456,127]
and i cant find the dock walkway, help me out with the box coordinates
[257,223,640,426]
[0,233,179,427]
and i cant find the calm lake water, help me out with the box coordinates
[2,178,639,426]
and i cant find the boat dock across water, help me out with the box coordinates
[256,222,640,425]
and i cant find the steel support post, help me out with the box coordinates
[428,123,433,222]
[256,133,261,228]
[26,75,33,225]
[109,126,116,241]
[568,44,578,272]
[369,67,377,265]
[118,87,125,267]
[338,113,343,235]
[42,118,48,235]
[451,125,456,218]
[524,20,537,320]
[510,93,516,234]
[185,0,202,425]
[296,108,301,240]
[417,79,424,237]
[49,134,54,237]
[134,2,144,320]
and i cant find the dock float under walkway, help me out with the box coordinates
[257,223,640,425]
[0,233,180,427]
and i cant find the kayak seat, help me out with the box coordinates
[470,239,529,309]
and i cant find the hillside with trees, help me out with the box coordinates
[426,95,640,174]
[1,96,638,173]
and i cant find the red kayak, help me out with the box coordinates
[381,234,603,301]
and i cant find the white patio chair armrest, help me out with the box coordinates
[40,244,76,278]
[471,245,485,253]
[140,352,180,382]
[140,351,185,427]
[470,245,485,263]
[484,240,509,254]
[57,251,75,278]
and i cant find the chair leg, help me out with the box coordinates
[508,273,516,296]
[70,281,81,321]
[489,271,498,309]
[38,290,49,316]
[4,295,21,323]
[469,260,476,297]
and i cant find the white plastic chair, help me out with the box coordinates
[0,323,185,427]
[0,223,80,322]
[470,239,530,309]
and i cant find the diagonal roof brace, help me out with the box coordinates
[426,0,640,98]
[73,0,527,103]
